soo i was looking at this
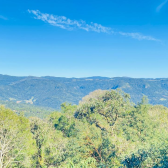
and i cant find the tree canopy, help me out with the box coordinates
[1,89,168,167]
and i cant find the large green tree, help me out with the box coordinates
[0,106,35,168]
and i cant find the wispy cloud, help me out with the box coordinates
[0,15,8,20]
[28,9,159,42]
[157,0,168,12]
[28,10,112,33]
[119,32,159,41]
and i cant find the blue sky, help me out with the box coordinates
[0,0,168,78]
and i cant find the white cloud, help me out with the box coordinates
[119,32,159,41]
[0,15,8,20]
[28,9,159,42]
[28,10,112,33]
[157,0,168,12]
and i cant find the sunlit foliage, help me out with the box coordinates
[1,90,168,167]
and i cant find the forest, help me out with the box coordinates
[1,89,168,168]
[1,75,168,111]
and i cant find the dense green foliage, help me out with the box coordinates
[1,75,168,110]
[1,89,168,167]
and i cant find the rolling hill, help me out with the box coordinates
[0,74,168,111]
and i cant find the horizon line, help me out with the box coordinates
[0,74,168,79]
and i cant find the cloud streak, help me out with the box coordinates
[28,10,159,42]
[28,9,112,33]
[0,15,8,20]
[119,32,159,41]
[157,0,168,12]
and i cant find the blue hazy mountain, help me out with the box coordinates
[0,74,168,109]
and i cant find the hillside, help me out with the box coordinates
[0,74,168,110]
[0,100,54,118]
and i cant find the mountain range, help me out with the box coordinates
[0,74,168,111]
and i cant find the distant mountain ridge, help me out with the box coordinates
[0,74,168,109]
